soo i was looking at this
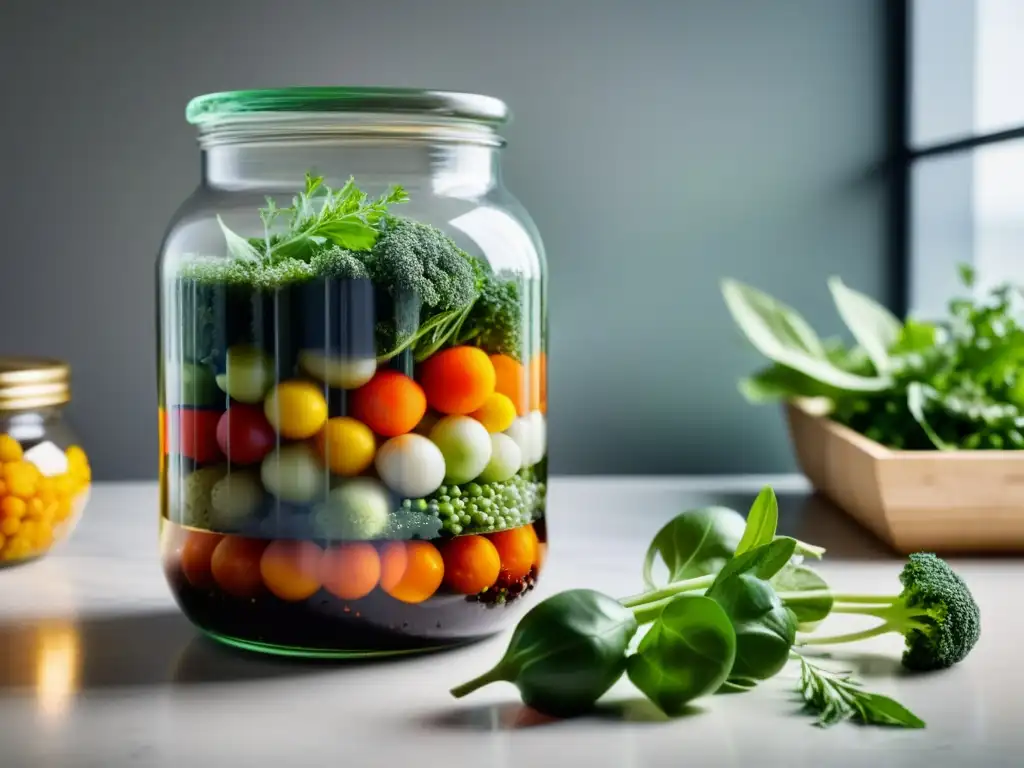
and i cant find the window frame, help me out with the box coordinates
[891,0,1024,317]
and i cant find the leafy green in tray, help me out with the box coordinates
[723,265,1024,450]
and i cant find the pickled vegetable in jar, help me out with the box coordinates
[0,358,92,566]
[158,87,548,657]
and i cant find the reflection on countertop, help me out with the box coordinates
[0,479,1019,768]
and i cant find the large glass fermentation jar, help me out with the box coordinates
[157,88,548,657]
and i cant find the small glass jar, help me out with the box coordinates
[157,87,548,657]
[0,358,92,567]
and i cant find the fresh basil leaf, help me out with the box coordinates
[891,319,937,355]
[712,538,797,590]
[859,693,927,728]
[626,595,737,716]
[707,570,796,683]
[771,564,833,624]
[735,486,778,556]
[827,277,902,374]
[641,507,747,588]
[217,215,262,263]
[906,383,955,451]
[722,279,891,392]
[739,363,844,404]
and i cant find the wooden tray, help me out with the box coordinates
[785,402,1024,553]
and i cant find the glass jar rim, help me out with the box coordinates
[186,87,511,126]
[0,357,70,412]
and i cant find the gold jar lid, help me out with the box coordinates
[0,358,71,412]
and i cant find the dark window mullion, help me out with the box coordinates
[910,125,1024,160]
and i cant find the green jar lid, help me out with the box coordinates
[186,87,510,126]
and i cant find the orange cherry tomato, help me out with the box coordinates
[260,540,324,602]
[418,347,496,415]
[380,541,444,604]
[180,530,224,588]
[211,536,268,598]
[320,542,381,600]
[442,535,501,594]
[489,525,538,581]
[490,354,528,416]
[528,353,547,413]
[350,371,427,437]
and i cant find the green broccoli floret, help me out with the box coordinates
[179,256,316,289]
[454,272,522,357]
[795,553,981,671]
[368,216,478,310]
[310,245,370,280]
[369,216,482,361]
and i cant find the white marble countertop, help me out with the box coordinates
[0,478,1018,768]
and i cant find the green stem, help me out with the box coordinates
[450,666,507,698]
[776,591,897,605]
[793,540,827,559]
[828,604,898,618]
[619,573,715,608]
[631,596,675,625]
[797,622,892,646]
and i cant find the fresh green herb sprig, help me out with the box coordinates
[451,486,980,729]
[234,172,409,264]
[794,654,925,728]
[722,264,1024,450]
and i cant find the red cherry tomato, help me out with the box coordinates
[174,408,223,464]
[216,405,276,465]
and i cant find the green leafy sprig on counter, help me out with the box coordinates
[721,264,1024,450]
[450,486,981,728]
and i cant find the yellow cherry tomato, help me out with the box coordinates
[316,417,376,476]
[264,381,329,440]
[469,392,517,433]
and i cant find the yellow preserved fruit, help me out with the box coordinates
[0,434,91,563]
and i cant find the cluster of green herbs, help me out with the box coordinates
[722,265,1024,450]
[452,487,981,728]
[180,173,522,360]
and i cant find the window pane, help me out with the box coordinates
[910,139,1024,317]
[910,152,973,318]
[976,0,1024,135]
[910,0,1024,148]
[910,0,975,147]
[975,141,1024,291]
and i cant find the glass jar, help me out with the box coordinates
[0,358,92,566]
[157,87,548,657]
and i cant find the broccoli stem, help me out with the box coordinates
[793,598,935,646]
[797,624,894,646]
[777,591,898,605]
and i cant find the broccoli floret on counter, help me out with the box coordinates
[797,553,981,671]
[310,245,370,280]
[367,217,478,311]
[455,273,522,357]
[401,472,547,536]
